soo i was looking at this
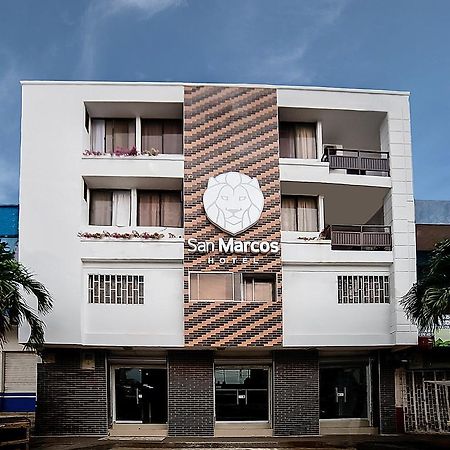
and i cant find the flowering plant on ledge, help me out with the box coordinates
[78,230,181,240]
[82,146,161,157]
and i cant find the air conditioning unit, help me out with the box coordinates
[323,143,343,152]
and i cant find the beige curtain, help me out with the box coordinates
[161,192,183,227]
[281,196,297,231]
[163,120,183,154]
[89,190,112,225]
[294,124,316,158]
[90,119,105,153]
[112,191,131,226]
[137,191,160,226]
[141,120,163,153]
[297,196,318,231]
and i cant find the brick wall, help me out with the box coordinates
[36,350,108,436]
[379,350,396,434]
[168,351,214,436]
[273,350,319,436]
[183,85,282,348]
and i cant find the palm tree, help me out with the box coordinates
[0,242,52,350]
[401,238,450,333]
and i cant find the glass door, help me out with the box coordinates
[320,364,368,419]
[114,367,167,424]
[215,367,269,422]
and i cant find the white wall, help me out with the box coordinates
[19,83,185,346]
[283,266,392,347]
[19,82,417,349]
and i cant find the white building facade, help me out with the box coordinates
[19,81,417,436]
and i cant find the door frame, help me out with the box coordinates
[319,359,372,421]
[213,364,272,426]
[110,364,168,425]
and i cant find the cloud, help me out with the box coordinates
[107,0,185,18]
[78,0,185,79]
[0,158,18,204]
[243,0,350,84]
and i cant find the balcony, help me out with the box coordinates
[322,147,390,176]
[324,225,392,251]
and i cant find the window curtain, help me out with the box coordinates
[90,120,105,153]
[279,123,295,158]
[297,196,318,231]
[162,120,183,154]
[105,119,135,153]
[161,192,182,227]
[294,124,317,158]
[137,191,160,226]
[89,190,112,225]
[112,190,131,227]
[281,196,297,231]
[141,120,163,153]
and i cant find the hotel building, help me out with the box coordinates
[19,81,417,436]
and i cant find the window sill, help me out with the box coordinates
[79,226,184,242]
[281,231,328,243]
[82,154,184,161]
[279,157,327,167]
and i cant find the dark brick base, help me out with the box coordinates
[379,350,397,434]
[168,350,214,436]
[36,349,108,436]
[273,350,319,436]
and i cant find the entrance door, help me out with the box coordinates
[215,367,269,422]
[320,365,368,419]
[114,367,167,424]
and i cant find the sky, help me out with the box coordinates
[0,0,449,203]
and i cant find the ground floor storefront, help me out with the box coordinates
[35,349,397,437]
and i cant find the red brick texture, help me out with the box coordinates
[183,85,282,348]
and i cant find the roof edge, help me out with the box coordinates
[19,80,410,96]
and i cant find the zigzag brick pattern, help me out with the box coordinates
[183,85,282,347]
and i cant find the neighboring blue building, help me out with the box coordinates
[0,204,36,415]
[0,205,19,252]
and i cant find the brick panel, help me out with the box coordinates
[379,350,396,434]
[36,350,107,436]
[273,350,319,436]
[168,351,214,436]
[183,85,282,347]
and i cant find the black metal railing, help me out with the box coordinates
[322,147,390,175]
[323,225,392,250]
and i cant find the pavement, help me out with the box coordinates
[29,434,450,450]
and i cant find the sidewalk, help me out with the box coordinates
[30,434,450,450]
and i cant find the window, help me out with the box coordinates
[88,274,144,304]
[91,119,136,154]
[242,274,276,302]
[281,195,318,232]
[141,119,183,154]
[189,272,276,302]
[279,122,317,158]
[137,190,183,227]
[190,273,234,301]
[337,275,390,304]
[89,190,131,226]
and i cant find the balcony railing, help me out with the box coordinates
[322,147,390,175]
[324,225,392,250]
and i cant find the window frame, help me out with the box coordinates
[279,121,320,159]
[241,273,276,302]
[88,273,145,305]
[141,118,183,155]
[189,272,236,302]
[90,118,136,153]
[337,274,390,304]
[281,194,320,232]
[137,189,183,227]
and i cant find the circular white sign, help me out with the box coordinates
[203,172,264,236]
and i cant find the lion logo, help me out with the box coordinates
[203,172,264,236]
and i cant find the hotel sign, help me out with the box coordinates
[187,171,280,256]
